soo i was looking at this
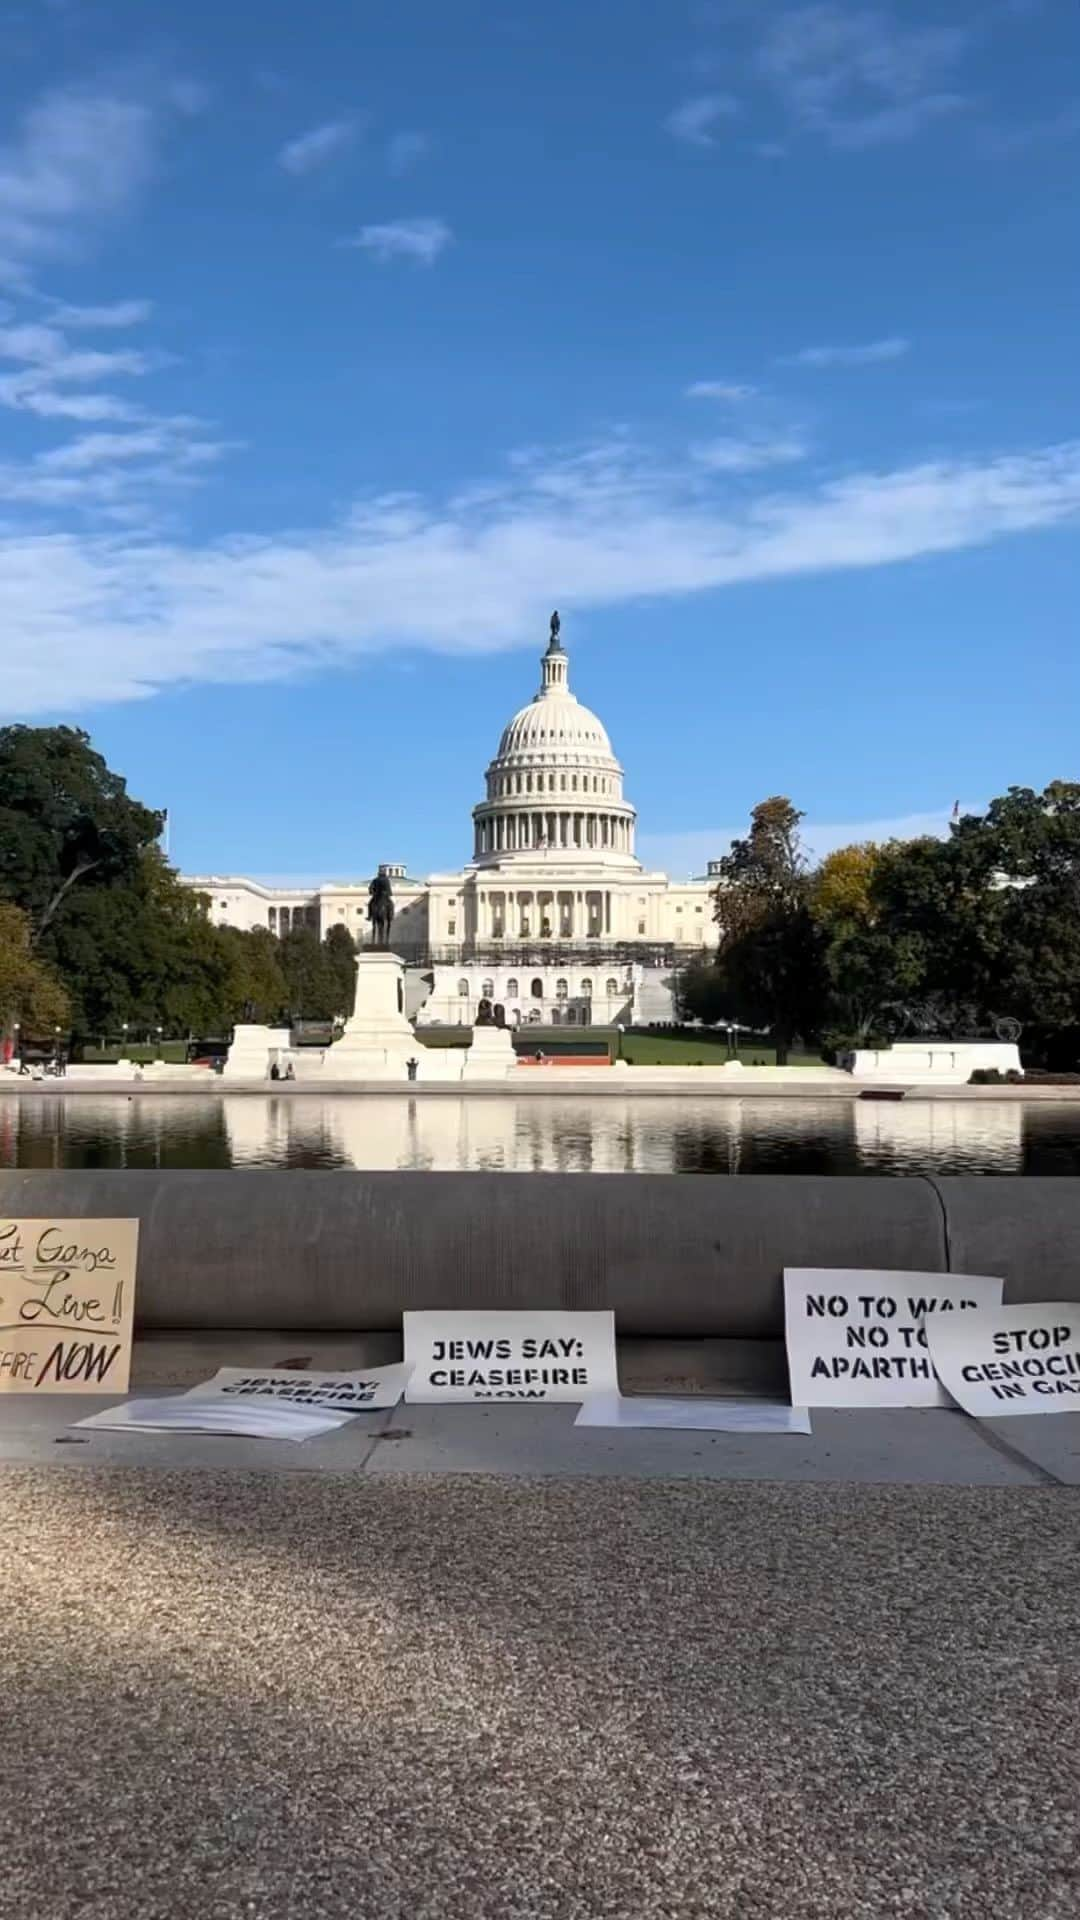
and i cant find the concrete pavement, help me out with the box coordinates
[6,1336,1080,1917]
[3,1465,1079,1919]
[2,1332,1079,1485]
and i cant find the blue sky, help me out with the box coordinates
[1,0,1078,881]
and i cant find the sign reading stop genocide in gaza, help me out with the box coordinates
[925,1303,1080,1417]
[0,1218,139,1395]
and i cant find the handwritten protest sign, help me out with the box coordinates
[404,1310,617,1403]
[926,1303,1080,1418]
[785,1268,1003,1408]
[0,1217,138,1395]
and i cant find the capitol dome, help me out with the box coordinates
[471,614,638,868]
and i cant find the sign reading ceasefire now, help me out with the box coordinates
[0,1218,139,1394]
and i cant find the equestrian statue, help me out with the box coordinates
[367,870,396,949]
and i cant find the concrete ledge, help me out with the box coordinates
[3,1170,1079,1335]
[0,1169,945,1333]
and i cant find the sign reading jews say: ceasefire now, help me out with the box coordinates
[404,1310,618,1403]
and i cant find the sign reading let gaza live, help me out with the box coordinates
[0,1218,138,1395]
[404,1310,618,1403]
[785,1268,1003,1408]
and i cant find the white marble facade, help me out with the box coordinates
[182,618,718,1026]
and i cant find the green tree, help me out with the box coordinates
[279,926,337,1021]
[678,953,733,1026]
[218,927,288,1026]
[324,923,358,1020]
[43,852,233,1038]
[0,902,70,1041]
[710,798,827,1063]
[0,726,162,942]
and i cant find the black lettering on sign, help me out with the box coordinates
[19,1272,106,1329]
[806,1295,848,1318]
[35,1340,121,1387]
[0,1349,38,1381]
[0,1224,25,1266]
[35,1227,116,1274]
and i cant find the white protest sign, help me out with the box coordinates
[785,1268,1003,1407]
[177,1364,412,1412]
[926,1304,1080,1418]
[574,1392,811,1434]
[0,1217,138,1395]
[404,1310,617,1402]
[75,1398,355,1443]
[75,1361,411,1439]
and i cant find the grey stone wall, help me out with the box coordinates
[3,1170,1077,1334]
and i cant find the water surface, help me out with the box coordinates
[4,1091,1080,1174]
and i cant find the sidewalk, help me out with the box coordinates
[2,1332,1079,1485]
[3,1462,1078,1919]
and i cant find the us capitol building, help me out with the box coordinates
[183,616,719,1027]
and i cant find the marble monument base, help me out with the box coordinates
[223,1024,292,1080]
[461,1022,516,1079]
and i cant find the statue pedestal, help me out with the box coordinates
[223,1024,292,1080]
[462,1023,516,1080]
[329,952,422,1081]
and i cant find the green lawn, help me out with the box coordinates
[80,1042,190,1064]
[418,1025,824,1067]
[617,1033,823,1068]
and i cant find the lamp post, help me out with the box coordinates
[156,1025,163,1061]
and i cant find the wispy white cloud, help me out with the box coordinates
[35,426,216,473]
[0,299,221,507]
[0,415,228,516]
[0,385,137,421]
[48,298,152,328]
[640,809,974,876]
[665,93,740,147]
[0,86,158,262]
[780,336,909,368]
[691,433,807,472]
[343,216,452,265]
[0,323,160,385]
[278,119,357,176]
[3,434,1080,715]
[686,380,758,402]
[386,130,429,175]
[758,5,969,148]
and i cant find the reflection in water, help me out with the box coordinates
[3,1091,1080,1174]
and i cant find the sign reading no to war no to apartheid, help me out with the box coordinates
[925,1303,1080,1418]
[404,1309,618,1402]
[784,1268,1003,1408]
[0,1218,139,1395]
